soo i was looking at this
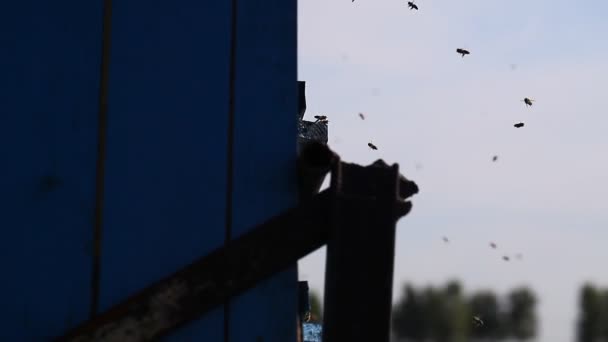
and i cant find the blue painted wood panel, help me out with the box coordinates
[0,1,104,340]
[100,1,232,341]
[229,0,299,340]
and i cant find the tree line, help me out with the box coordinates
[310,281,608,341]
[391,281,537,342]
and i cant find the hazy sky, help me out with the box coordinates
[297,1,608,341]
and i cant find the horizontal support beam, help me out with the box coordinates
[56,190,334,342]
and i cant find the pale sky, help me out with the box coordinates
[297,1,608,341]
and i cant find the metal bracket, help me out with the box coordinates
[55,143,418,342]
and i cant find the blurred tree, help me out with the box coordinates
[423,286,450,341]
[392,282,538,342]
[577,283,604,342]
[309,290,323,323]
[442,281,471,342]
[506,287,537,340]
[601,289,608,339]
[469,291,507,341]
[392,284,428,341]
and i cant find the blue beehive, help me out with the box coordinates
[0,0,298,340]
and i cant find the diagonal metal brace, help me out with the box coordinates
[55,143,418,342]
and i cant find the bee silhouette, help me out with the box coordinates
[522,98,534,107]
[456,48,470,57]
[473,316,484,327]
[368,142,378,150]
[314,115,328,124]
[492,155,498,162]
[502,256,510,261]
[359,113,365,120]
[514,122,524,128]
[442,236,449,243]
[490,242,497,249]
[407,1,418,10]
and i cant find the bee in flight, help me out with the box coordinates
[490,242,497,249]
[407,1,418,10]
[473,316,484,327]
[456,48,470,57]
[514,122,524,128]
[442,236,449,243]
[358,112,365,120]
[314,115,328,124]
[368,142,378,150]
[503,255,510,261]
[492,155,498,162]
[522,98,534,107]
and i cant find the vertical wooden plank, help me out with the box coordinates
[100,0,232,340]
[0,1,103,340]
[229,0,299,339]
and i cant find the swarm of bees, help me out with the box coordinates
[339,1,537,269]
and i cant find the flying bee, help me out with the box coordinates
[442,236,449,243]
[314,115,328,124]
[490,242,497,249]
[502,255,510,261]
[359,112,365,120]
[522,98,534,107]
[368,142,378,150]
[492,155,498,162]
[514,122,524,128]
[473,316,484,327]
[456,48,470,57]
[407,1,418,10]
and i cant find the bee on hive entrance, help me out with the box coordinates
[514,122,524,128]
[522,98,534,107]
[407,1,418,10]
[456,48,470,57]
[368,142,378,150]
